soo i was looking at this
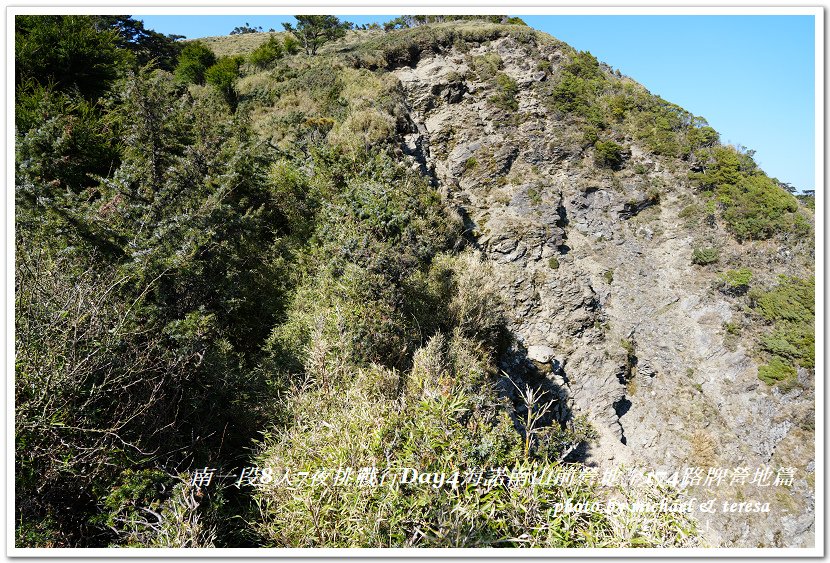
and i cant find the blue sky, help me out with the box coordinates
[136,14,816,192]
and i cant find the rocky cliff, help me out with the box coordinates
[373,26,814,547]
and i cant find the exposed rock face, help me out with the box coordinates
[392,35,814,548]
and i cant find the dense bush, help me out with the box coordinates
[490,72,519,111]
[750,276,814,384]
[16,67,286,546]
[16,15,125,100]
[757,356,797,386]
[249,35,284,68]
[689,145,809,241]
[205,56,242,107]
[16,85,120,193]
[691,247,719,266]
[174,41,217,84]
[718,268,753,296]
[594,140,625,169]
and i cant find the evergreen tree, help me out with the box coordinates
[281,15,351,55]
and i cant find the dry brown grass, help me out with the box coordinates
[189,31,284,58]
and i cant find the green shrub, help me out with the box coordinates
[607,94,628,121]
[603,269,614,284]
[15,85,119,192]
[205,56,242,107]
[282,33,301,55]
[490,72,518,111]
[687,125,719,150]
[758,356,796,386]
[718,268,752,295]
[470,52,502,80]
[753,276,814,325]
[719,175,801,241]
[548,257,560,269]
[689,145,808,241]
[691,247,719,265]
[551,72,603,120]
[723,321,740,335]
[175,41,216,84]
[564,50,602,80]
[249,35,284,68]
[752,276,814,371]
[16,15,125,100]
[594,140,624,169]
[582,125,599,147]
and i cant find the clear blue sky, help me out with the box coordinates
[136,14,816,192]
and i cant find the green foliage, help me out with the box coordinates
[98,15,183,71]
[690,145,808,241]
[564,50,602,80]
[545,50,607,127]
[551,72,600,118]
[723,321,740,335]
[753,276,814,325]
[761,325,814,368]
[16,15,126,100]
[594,140,624,169]
[603,269,614,284]
[282,33,301,55]
[718,268,753,295]
[758,357,797,386]
[686,125,719,150]
[689,146,746,189]
[490,72,519,111]
[174,41,217,84]
[582,125,599,147]
[282,15,351,56]
[249,35,284,68]
[548,257,560,269]
[471,53,503,80]
[751,276,814,375]
[264,149,461,373]
[16,68,284,546]
[691,247,719,266]
[16,85,119,192]
[254,318,694,547]
[205,56,242,108]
